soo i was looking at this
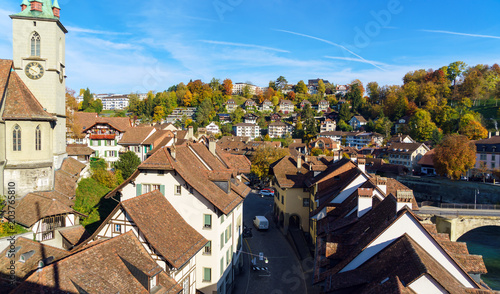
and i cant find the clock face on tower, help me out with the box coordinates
[25,62,45,80]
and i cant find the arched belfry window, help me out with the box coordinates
[13,125,21,151]
[31,32,41,57]
[35,125,41,151]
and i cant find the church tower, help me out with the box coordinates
[10,0,67,169]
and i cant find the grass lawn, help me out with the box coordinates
[232,95,248,106]
[74,178,118,234]
[0,222,29,238]
[471,99,499,119]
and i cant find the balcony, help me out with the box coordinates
[90,134,116,140]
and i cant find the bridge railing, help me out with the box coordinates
[440,203,500,210]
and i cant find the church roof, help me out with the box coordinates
[0,59,56,121]
[11,0,59,20]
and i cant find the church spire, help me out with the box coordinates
[20,0,29,11]
[52,0,60,18]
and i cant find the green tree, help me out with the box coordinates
[374,117,393,138]
[337,119,353,132]
[276,76,288,92]
[367,82,380,104]
[301,104,318,142]
[251,146,289,181]
[196,98,215,126]
[114,151,141,180]
[346,83,363,113]
[317,79,326,96]
[448,61,467,86]
[409,109,437,142]
[230,107,245,124]
[339,103,352,122]
[433,134,476,180]
[242,84,252,99]
[82,88,93,110]
[295,80,308,94]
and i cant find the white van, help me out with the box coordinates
[253,216,269,230]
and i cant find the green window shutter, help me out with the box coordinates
[204,214,211,227]
[160,185,165,196]
[203,268,211,282]
[220,258,224,276]
[220,233,224,250]
[105,151,107,157]
[115,139,117,145]
[95,150,99,157]
[136,184,142,196]
[98,140,101,146]
[90,139,93,145]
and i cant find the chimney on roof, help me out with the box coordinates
[357,188,373,218]
[297,155,302,169]
[358,158,366,174]
[376,177,387,195]
[209,138,216,156]
[170,145,176,159]
[188,126,194,140]
[396,190,414,211]
[489,132,492,139]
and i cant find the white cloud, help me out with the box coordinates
[420,29,500,40]
[324,56,388,66]
[200,40,290,53]
[275,29,387,71]
[65,26,132,36]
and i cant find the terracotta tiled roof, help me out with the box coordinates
[322,234,484,294]
[121,190,208,269]
[139,147,174,170]
[147,136,174,155]
[0,59,55,121]
[143,129,173,145]
[66,144,95,156]
[120,126,155,144]
[0,237,68,291]
[58,225,90,246]
[13,231,181,294]
[387,142,426,155]
[418,149,435,166]
[12,193,76,227]
[114,143,250,214]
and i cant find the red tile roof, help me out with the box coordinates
[110,143,250,214]
[13,231,181,294]
[0,237,68,291]
[121,190,208,269]
[0,59,55,121]
[119,126,155,144]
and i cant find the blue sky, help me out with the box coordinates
[1,0,500,94]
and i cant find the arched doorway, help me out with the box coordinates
[279,212,284,228]
[289,214,301,230]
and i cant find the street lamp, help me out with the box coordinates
[474,189,479,210]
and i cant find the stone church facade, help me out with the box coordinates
[0,0,67,197]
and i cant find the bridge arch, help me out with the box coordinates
[435,215,500,241]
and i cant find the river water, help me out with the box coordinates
[458,226,500,290]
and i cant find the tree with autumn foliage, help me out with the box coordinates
[222,79,233,96]
[433,134,476,180]
[251,146,289,181]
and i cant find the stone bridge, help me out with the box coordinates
[416,208,500,241]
